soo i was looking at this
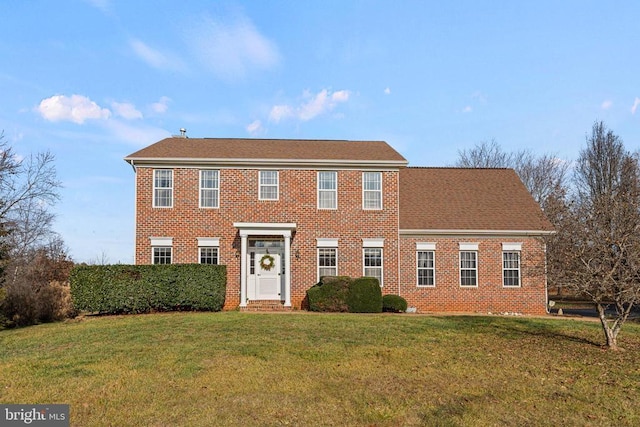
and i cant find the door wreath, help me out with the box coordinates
[260,254,275,271]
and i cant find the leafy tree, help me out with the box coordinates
[547,121,640,349]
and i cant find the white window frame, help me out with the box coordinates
[199,170,219,208]
[317,171,337,210]
[362,171,382,210]
[502,243,522,288]
[153,169,173,208]
[259,170,279,201]
[198,237,220,265]
[151,237,173,264]
[317,248,338,279]
[416,243,436,287]
[363,239,384,287]
[459,251,478,287]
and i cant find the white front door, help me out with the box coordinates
[256,253,281,300]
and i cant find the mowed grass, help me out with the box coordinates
[1,313,640,426]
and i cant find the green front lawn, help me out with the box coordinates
[1,312,639,426]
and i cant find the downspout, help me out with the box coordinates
[397,171,401,297]
[544,240,549,314]
[130,160,138,265]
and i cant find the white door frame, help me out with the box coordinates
[235,222,296,307]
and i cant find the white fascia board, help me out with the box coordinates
[459,242,479,251]
[234,222,297,238]
[123,157,408,170]
[416,242,436,250]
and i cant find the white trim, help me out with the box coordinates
[199,169,220,209]
[416,242,436,251]
[234,222,296,238]
[317,247,338,281]
[459,250,478,288]
[416,249,436,287]
[150,237,173,246]
[459,242,479,251]
[362,171,383,210]
[502,242,522,251]
[317,171,338,210]
[362,238,385,248]
[197,237,220,247]
[258,170,279,201]
[317,238,339,247]
[124,157,408,170]
[152,169,173,208]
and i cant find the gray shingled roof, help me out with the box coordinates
[400,167,554,232]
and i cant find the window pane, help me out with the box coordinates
[199,247,219,264]
[153,247,172,264]
[460,251,477,286]
[260,171,277,185]
[318,191,336,209]
[318,172,336,190]
[259,171,278,200]
[417,251,435,286]
[503,251,520,287]
[363,172,382,209]
[154,170,173,207]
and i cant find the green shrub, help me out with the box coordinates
[346,277,382,313]
[306,276,351,312]
[70,264,226,314]
[382,294,408,313]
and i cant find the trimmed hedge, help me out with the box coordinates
[346,277,383,313]
[307,276,351,312]
[382,294,408,313]
[307,276,383,313]
[70,264,226,314]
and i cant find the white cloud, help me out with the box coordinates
[150,96,171,114]
[601,100,613,110]
[111,102,143,120]
[462,106,473,113]
[185,14,279,80]
[384,87,391,95]
[129,39,184,71]
[631,97,640,115]
[269,105,294,123]
[270,89,351,123]
[37,94,111,124]
[246,120,264,136]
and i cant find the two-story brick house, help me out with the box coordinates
[125,136,554,314]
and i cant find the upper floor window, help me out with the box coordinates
[362,172,382,210]
[318,171,337,209]
[200,170,219,208]
[259,170,279,200]
[153,169,173,208]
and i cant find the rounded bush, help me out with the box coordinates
[346,277,382,313]
[306,276,350,312]
[382,294,408,313]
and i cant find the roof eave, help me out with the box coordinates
[399,229,556,236]
[123,157,408,169]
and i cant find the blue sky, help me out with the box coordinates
[1,0,638,263]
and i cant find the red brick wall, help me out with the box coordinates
[134,167,399,309]
[398,236,548,315]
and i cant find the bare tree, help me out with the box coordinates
[547,122,640,349]
[0,133,61,259]
[456,139,568,208]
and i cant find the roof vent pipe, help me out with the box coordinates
[180,128,187,137]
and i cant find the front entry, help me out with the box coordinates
[235,222,295,308]
[255,252,281,299]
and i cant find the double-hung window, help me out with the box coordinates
[153,169,173,207]
[362,172,382,210]
[502,243,522,287]
[200,170,219,208]
[317,239,338,279]
[151,237,173,264]
[459,243,478,287]
[417,243,436,287]
[198,238,220,265]
[259,171,279,200]
[318,171,337,209]
[363,239,384,286]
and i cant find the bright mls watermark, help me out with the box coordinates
[1,405,69,426]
